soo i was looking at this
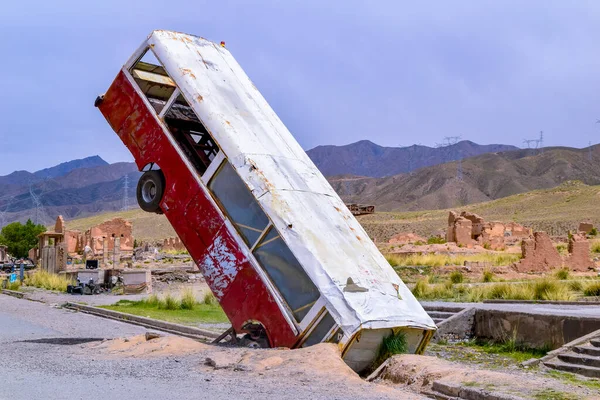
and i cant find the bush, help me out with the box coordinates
[553,268,570,280]
[590,228,598,237]
[531,278,573,301]
[160,293,180,310]
[555,243,568,256]
[25,270,73,292]
[482,269,494,283]
[375,331,407,366]
[180,288,197,310]
[568,280,583,292]
[427,237,446,244]
[412,277,430,298]
[449,271,464,284]
[202,291,218,306]
[591,241,600,254]
[583,281,600,297]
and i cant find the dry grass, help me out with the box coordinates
[358,183,600,242]
[411,276,587,302]
[387,253,520,268]
[25,270,73,292]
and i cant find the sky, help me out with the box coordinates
[1,0,599,175]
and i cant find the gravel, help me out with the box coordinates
[0,295,425,399]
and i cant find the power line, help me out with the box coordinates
[122,174,130,211]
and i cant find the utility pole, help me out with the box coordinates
[589,141,593,161]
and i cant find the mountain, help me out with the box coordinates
[33,155,108,179]
[329,145,600,211]
[0,161,140,227]
[306,140,519,178]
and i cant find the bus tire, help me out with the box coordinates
[136,170,165,213]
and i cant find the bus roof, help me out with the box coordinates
[146,30,435,335]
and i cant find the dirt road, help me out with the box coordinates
[0,295,424,400]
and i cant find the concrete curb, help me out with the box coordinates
[522,327,600,367]
[63,302,222,340]
[430,381,526,400]
[484,299,600,306]
[422,304,466,313]
[433,308,476,342]
[1,289,25,299]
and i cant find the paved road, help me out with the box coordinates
[422,301,600,318]
[0,295,423,400]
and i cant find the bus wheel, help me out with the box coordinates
[136,170,165,213]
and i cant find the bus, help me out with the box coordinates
[95,30,435,373]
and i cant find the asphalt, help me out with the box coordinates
[0,295,424,400]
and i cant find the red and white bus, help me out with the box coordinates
[96,30,435,373]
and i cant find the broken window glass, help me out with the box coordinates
[129,49,176,114]
[209,162,269,246]
[165,93,220,176]
[253,227,320,322]
[301,312,336,347]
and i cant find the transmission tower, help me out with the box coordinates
[536,131,544,153]
[122,174,130,211]
[523,139,536,148]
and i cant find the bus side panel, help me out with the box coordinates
[99,71,297,348]
[205,226,298,348]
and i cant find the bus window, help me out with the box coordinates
[164,93,220,176]
[253,227,320,322]
[301,312,336,347]
[208,162,270,246]
[129,49,176,114]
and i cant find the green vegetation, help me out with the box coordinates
[461,338,549,363]
[449,270,464,284]
[427,236,446,244]
[482,269,494,283]
[25,270,73,292]
[387,253,520,268]
[591,240,600,254]
[375,331,408,366]
[101,290,228,325]
[533,389,578,400]
[553,267,570,280]
[555,243,568,256]
[1,278,22,291]
[590,227,598,237]
[410,276,593,302]
[0,219,46,258]
[583,281,600,297]
[546,370,600,391]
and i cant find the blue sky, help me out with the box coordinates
[1,0,599,175]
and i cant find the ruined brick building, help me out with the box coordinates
[446,211,530,250]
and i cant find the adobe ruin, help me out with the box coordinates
[34,216,134,272]
[514,231,595,273]
[162,237,186,252]
[446,211,530,249]
[578,222,595,234]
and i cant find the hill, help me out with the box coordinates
[63,181,600,243]
[329,145,600,212]
[307,140,518,177]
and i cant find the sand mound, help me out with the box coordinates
[89,334,209,358]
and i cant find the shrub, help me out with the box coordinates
[591,241,600,254]
[414,240,425,246]
[412,277,430,298]
[555,243,568,256]
[553,268,570,280]
[427,237,446,244]
[25,270,73,292]
[160,293,180,310]
[568,280,583,292]
[449,271,464,284]
[482,269,494,283]
[590,228,598,237]
[530,278,573,301]
[583,281,600,297]
[180,288,197,310]
[375,331,407,366]
[202,291,218,306]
